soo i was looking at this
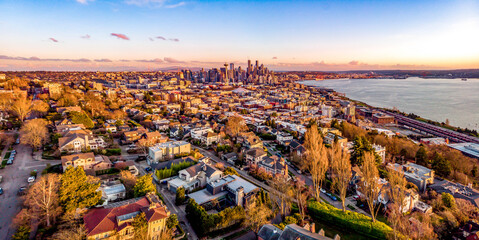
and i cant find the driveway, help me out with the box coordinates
[0,144,58,240]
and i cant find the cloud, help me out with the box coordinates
[94,59,113,62]
[149,37,154,41]
[111,33,130,40]
[125,0,185,8]
[0,55,92,62]
[76,0,94,4]
[49,38,58,43]
[165,1,185,8]
[81,34,91,39]
[156,36,166,40]
[169,38,179,42]
[349,60,359,65]
[272,57,277,59]
[136,58,164,63]
[163,57,184,63]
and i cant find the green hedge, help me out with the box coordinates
[308,201,392,239]
[155,160,195,179]
[105,148,121,156]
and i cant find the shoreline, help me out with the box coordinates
[298,80,479,139]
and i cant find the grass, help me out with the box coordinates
[222,228,250,240]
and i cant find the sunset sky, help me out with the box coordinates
[1,0,479,71]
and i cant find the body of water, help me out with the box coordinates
[300,77,479,131]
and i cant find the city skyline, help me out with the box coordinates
[1,0,479,71]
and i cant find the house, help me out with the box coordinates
[200,131,219,146]
[258,155,288,176]
[56,106,82,116]
[142,131,168,145]
[188,175,259,209]
[222,152,238,164]
[245,148,267,165]
[83,193,169,240]
[276,132,293,145]
[258,224,335,240]
[58,129,107,153]
[122,128,148,143]
[56,123,85,133]
[104,123,117,133]
[430,179,479,207]
[114,161,139,176]
[191,127,214,140]
[100,182,126,205]
[61,152,112,174]
[169,127,180,138]
[373,144,386,163]
[241,132,263,149]
[388,163,434,192]
[148,141,191,163]
[289,140,306,156]
[323,132,347,148]
[167,160,223,193]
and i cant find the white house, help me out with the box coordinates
[167,159,223,193]
[148,141,191,164]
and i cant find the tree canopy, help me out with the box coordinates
[59,167,102,213]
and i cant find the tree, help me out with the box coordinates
[166,214,179,229]
[359,152,381,222]
[303,124,328,200]
[291,179,309,223]
[268,174,291,217]
[386,166,407,240]
[224,166,238,176]
[132,212,149,240]
[11,226,30,240]
[415,146,428,165]
[133,174,156,197]
[243,202,273,233]
[432,152,452,177]
[351,136,377,166]
[24,174,62,227]
[11,96,32,122]
[226,115,247,140]
[32,100,50,117]
[441,192,456,209]
[59,167,102,214]
[175,187,186,205]
[51,224,86,240]
[329,143,352,212]
[120,170,137,197]
[69,111,94,128]
[20,118,49,150]
[84,92,106,118]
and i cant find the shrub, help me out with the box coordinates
[308,201,392,239]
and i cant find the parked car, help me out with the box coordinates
[7,160,13,165]
[145,167,152,172]
[28,176,35,183]
[320,188,326,194]
[17,186,27,196]
[352,195,360,201]
[136,155,147,162]
[15,138,20,144]
[0,187,3,195]
[0,175,2,183]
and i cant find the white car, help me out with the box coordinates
[27,176,35,183]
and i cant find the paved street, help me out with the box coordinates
[0,143,60,240]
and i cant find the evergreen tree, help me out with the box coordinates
[432,152,452,177]
[59,167,102,213]
[175,187,186,205]
[133,174,156,197]
[415,146,428,165]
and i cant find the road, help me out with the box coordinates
[0,143,59,240]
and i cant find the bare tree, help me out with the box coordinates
[120,170,137,197]
[243,202,273,233]
[226,115,247,140]
[386,166,407,240]
[24,174,62,227]
[303,124,329,201]
[268,174,292,217]
[51,224,86,240]
[32,100,50,117]
[358,152,381,222]
[329,143,352,212]
[84,92,105,118]
[20,118,49,150]
[11,96,32,122]
[291,179,309,223]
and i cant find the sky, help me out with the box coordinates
[1,0,479,71]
